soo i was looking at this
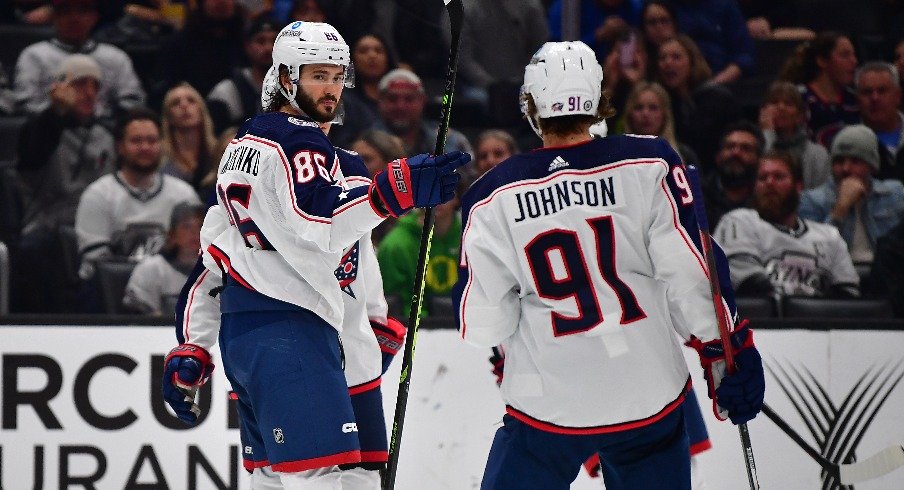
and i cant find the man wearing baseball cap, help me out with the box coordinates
[13,53,116,313]
[799,124,904,264]
[13,0,145,128]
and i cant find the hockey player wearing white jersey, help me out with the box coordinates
[160,21,467,489]
[453,41,765,489]
[715,151,860,298]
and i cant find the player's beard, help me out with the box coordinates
[755,189,799,225]
[296,88,339,123]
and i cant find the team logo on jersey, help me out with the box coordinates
[547,156,570,172]
[334,243,360,298]
[273,428,285,444]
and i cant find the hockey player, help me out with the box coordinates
[160,21,467,489]
[453,41,765,489]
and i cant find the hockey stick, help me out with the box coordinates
[382,1,464,489]
[685,165,760,490]
[762,404,904,484]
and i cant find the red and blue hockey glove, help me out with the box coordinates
[370,151,470,217]
[162,344,215,425]
[371,317,407,374]
[688,322,765,425]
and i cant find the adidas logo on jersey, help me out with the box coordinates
[548,156,570,172]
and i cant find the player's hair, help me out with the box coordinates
[114,107,161,142]
[623,81,679,149]
[764,81,806,112]
[778,31,849,84]
[761,149,803,183]
[855,61,900,88]
[721,120,766,157]
[522,82,616,137]
[265,65,293,113]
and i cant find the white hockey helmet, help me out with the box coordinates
[521,41,604,136]
[262,21,354,112]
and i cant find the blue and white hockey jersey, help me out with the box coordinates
[204,112,385,329]
[453,135,738,432]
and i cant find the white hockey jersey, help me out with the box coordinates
[175,147,386,388]
[204,112,384,328]
[714,208,859,297]
[454,135,738,432]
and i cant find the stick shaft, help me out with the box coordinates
[382,2,463,488]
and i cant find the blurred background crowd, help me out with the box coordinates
[1,0,904,321]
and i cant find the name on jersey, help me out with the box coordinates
[513,176,617,222]
[220,145,261,176]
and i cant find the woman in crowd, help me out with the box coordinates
[473,129,518,178]
[759,81,831,188]
[160,82,217,196]
[779,31,860,145]
[602,28,648,117]
[622,81,699,167]
[640,0,679,74]
[655,34,742,171]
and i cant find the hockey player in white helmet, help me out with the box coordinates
[161,21,468,489]
[454,41,765,489]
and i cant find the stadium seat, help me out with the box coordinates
[96,259,138,314]
[0,116,28,167]
[735,296,776,318]
[0,241,8,315]
[0,24,54,83]
[428,295,454,317]
[781,297,894,319]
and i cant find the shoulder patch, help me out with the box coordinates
[287,117,320,128]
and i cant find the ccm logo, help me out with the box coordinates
[342,422,358,433]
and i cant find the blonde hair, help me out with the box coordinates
[658,35,712,90]
[161,82,217,183]
[623,81,678,149]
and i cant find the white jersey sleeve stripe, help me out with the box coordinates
[657,177,708,277]
[182,268,209,341]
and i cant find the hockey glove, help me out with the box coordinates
[162,344,215,425]
[371,317,407,374]
[370,151,470,217]
[489,346,505,386]
[688,322,765,425]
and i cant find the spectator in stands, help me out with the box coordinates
[459,0,547,108]
[13,0,145,128]
[377,183,462,317]
[622,81,699,167]
[894,39,904,97]
[75,108,200,282]
[12,54,115,313]
[759,81,831,189]
[715,150,859,298]
[871,220,904,316]
[328,33,394,148]
[372,0,449,81]
[160,82,217,195]
[602,28,647,116]
[3,1,54,24]
[640,1,678,77]
[547,0,642,60]
[736,0,815,41]
[655,35,743,169]
[374,68,472,160]
[349,128,405,244]
[157,0,246,102]
[701,121,764,227]
[671,0,755,84]
[207,15,279,133]
[123,202,204,315]
[799,124,904,265]
[855,61,904,182]
[779,31,860,146]
[473,129,517,177]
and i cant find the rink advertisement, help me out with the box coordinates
[1,326,903,489]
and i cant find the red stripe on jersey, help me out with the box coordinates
[348,377,381,395]
[690,438,712,455]
[345,176,371,187]
[236,134,332,224]
[505,378,691,435]
[242,458,271,471]
[359,450,389,463]
[334,193,371,216]
[207,245,256,291]
[270,450,361,472]
[658,179,707,277]
[182,268,210,343]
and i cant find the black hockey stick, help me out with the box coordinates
[685,165,760,490]
[762,403,904,484]
[382,1,464,489]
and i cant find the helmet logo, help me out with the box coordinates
[551,102,564,112]
[291,21,302,29]
[583,100,593,111]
